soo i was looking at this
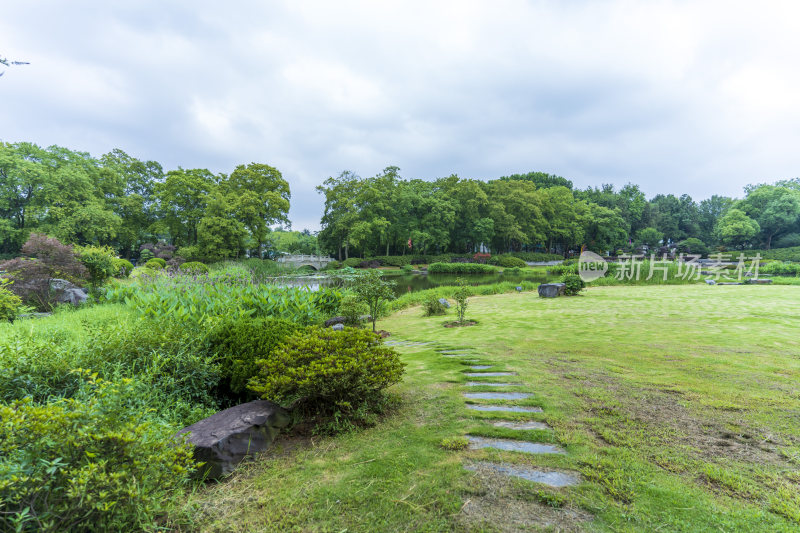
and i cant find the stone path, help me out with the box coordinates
[429,344,582,489]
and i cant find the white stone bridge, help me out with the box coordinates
[276,254,335,270]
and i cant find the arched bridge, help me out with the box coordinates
[276,254,335,270]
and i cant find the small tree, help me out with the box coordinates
[453,278,469,324]
[350,269,396,332]
[77,245,118,291]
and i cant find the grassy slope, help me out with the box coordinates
[181,285,800,532]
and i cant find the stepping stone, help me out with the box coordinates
[467,405,543,413]
[464,392,532,400]
[465,382,518,387]
[465,462,580,487]
[442,353,476,358]
[439,349,472,354]
[465,372,516,377]
[493,420,551,430]
[469,365,493,370]
[467,435,565,455]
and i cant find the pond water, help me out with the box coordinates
[276,271,553,296]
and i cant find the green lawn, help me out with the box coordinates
[180,285,800,532]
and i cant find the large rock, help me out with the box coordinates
[538,283,566,298]
[49,279,88,305]
[438,298,450,308]
[177,400,291,479]
[324,316,346,327]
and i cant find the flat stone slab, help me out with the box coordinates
[465,372,517,377]
[465,382,519,387]
[467,405,543,413]
[466,462,580,487]
[493,420,551,430]
[177,400,290,479]
[469,365,493,370]
[442,353,476,357]
[744,278,772,284]
[464,392,532,400]
[467,436,566,454]
[718,282,742,285]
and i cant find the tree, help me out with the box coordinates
[715,209,760,249]
[225,163,290,257]
[581,203,628,253]
[636,227,662,249]
[317,171,362,259]
[350,269,396,332]
[155,168,218,246]
[196,192,248,261]
[738,185,800,249]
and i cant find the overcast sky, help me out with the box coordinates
[2,1,800,230]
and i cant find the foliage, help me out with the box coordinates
[715,208,760,248]
[759,261,800,276]
[401,263,414,272]
[102,275,341,327]
[676,237,709,257]
[180,261,209,274]
[0,279,23,322]
[145,258,165,270]
[423,295,448,316]
[487,255,527,268]
[349,269,396,332]
[248,327,404,426]
[0,234,87,310]
[508,252,564,262]
[561,273,586,295]
[453,278,469,324]
[112,257,134,277]
[338,292,369,326]
[0,374,196,533]
[636,227,662,248]
[206,316,302,402]
[77,245,118,289]
[428,262,496,274]
[388,281,539,312]
[130,266,159,279]
[138,248,154,262]
[325,259,341,270]
[343,257,362,268]
[548,263,578,276]
[774,233,800,249]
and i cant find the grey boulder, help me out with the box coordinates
[324,316,346,327]
[744,278,772,285]
[538,283,566,298]
[332,323,345,331]
[177,400,291,480]
[438,298,450,308]
[705,279,716,285]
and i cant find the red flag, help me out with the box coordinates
[407,238,412,249]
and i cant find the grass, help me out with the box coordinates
[179,284,800,532]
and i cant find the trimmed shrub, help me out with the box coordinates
[324,260,341,270]
[151,257,167,268]
[0,375,196,533]
[508,252,563,262]
[343,257,362,268]
[129,266,159,279]
[248,327,404,425]
[428,262,496,274]
[676,238,709,257]
[0,280,23,322]
[180,261,209,274]
[423,295,447,316]
[113,258,134,278]
[401,264,413,272]
[488,255,527,268]
[138,248,154,262]
[379,255,411,267]
[359,259,381,269]
[207,316,302,401]
[561,273,586,295]
[145,259,165,270]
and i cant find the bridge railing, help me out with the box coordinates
[276,254,334,263]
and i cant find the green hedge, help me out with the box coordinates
[488,255,528,268]
[427,262,497,274]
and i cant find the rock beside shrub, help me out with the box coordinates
[177,400,290,479]
[538,283,566,298]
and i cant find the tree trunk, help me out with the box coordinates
[386,241,390,256]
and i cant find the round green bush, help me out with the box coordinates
[138,248,154,262]
[561,273,586,295]
[248,327,405,421]
[427,262,496,274]
[401,264,413,272]
[129,266,160,279]
[324,260,341,270]
[207,317,303,401]
[113,258,134,278]
[144,259,165,270]
[488,255,527,268]
[548,263,577,276]
[179,261,209,274]
[338,292,369,326]
[151,257,167,268]
[343,257,362,268]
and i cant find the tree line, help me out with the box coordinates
[317,168,800,259]
[0,142,290,260]
[3,141,799,262]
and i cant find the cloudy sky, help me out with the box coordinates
[2,1,800,230]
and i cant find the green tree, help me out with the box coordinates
[224,163,291,257]
[738,185,800,249]
[715,208,760,249]
[155,168,218,246]
[197,192,248,261]
[350,269,396,332]
[636,227,662,249]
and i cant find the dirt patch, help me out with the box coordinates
[459,464,592,532]
[445,320,479,328]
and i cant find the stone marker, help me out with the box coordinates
[438,298,450,308]
[705,279,716,285]
[537,283,566,298]
[177,400,291,479]
[332,323,344,331]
